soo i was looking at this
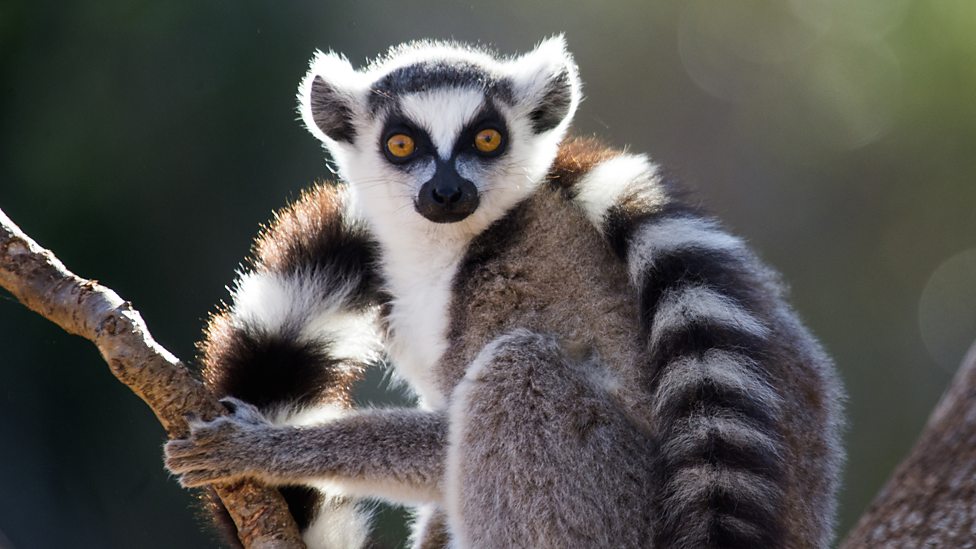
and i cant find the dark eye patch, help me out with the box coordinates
[456,102,509,159]
[379,115,434,166]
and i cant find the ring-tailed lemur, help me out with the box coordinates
[165,36,844,548]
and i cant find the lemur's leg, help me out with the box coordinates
[166,401,446,504]
[195,183,386,548]
[446,329,656,548]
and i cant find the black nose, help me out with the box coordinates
[431,184,463,205]
[416,177,479,223]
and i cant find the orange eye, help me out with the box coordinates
[474,128,502,153]
[386,133,415,158]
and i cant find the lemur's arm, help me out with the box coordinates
[565,150,792,548]
[166,397,447,503]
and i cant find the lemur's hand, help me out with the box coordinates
[164,397,274,488]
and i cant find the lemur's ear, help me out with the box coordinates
[507,35,581,135]
[299,51,367,144]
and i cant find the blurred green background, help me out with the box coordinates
[2,0,975,547]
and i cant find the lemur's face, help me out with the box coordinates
[299,37,580,235]
[372,90,507,224]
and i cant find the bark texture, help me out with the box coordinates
[841,341,976,547]
[0,207,304,549]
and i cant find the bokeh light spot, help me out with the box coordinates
[919,248,976,372]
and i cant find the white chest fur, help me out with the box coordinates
[379,241,463,410]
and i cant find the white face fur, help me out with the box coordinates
[298,36,582,247]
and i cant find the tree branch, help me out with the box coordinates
[0,207,305,549]
[840,340,976,546]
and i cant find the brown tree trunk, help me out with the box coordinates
[0,207,304,549]
[840,341,976,547]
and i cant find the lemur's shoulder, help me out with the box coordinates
[547,136,624,188]
[546,136,701,257]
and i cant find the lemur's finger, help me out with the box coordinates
[164,452,199,474]
[178,469,233,488]
[186,426,220,444]
[185,419,239,444]
[165,451,226,476]
[164,438,196,456]
[164,439,210,461]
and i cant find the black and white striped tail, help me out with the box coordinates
[199,182,384,549]
[567,150,787,548]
